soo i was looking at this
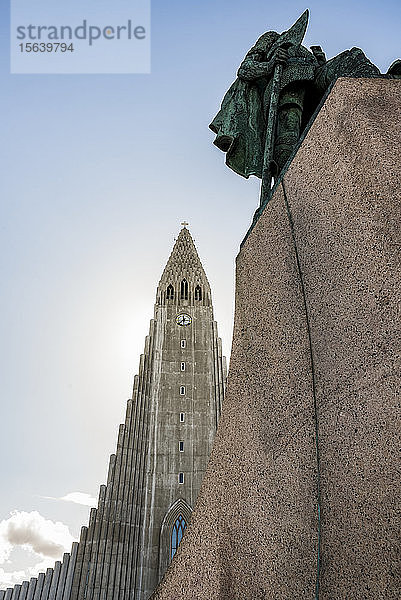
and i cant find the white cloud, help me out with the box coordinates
[41,492,97,508]
[0,566,27,589]
[0,557,56,590]
[0,511,74,564]
[0,511,76,590]
[59,492,97,507]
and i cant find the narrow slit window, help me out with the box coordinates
[194,285,202,301]
[180,279,188,300]
[166,284,174,300]
[179,386,185,395]
[179,441,184,452]
[180,340,186,349]
[180,362,185,371]
[178,472,184,484]
[180,413,185,423]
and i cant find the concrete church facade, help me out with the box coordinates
[0,226,226,600]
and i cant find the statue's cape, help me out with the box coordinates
[209,78,265,179]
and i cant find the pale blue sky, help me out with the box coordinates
[1,0,400,587]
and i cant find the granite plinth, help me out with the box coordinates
[152,78,401,599]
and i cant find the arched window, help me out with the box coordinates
[166,284,174,300]
[159,499,192,578]
[171,515,187,559]
[180,279,188,300]
[194,285,202,301]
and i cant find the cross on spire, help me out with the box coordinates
[181,221,189,228]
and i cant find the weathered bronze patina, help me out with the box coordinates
[209,10,392,206]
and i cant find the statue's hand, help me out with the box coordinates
[311,45,326,66]
[275,47,288,65]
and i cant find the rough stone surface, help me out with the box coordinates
[152,78,401,599]
[284,77,401,599]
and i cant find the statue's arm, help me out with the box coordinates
[237,52,275,82]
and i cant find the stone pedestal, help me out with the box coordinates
[152,78,401,599]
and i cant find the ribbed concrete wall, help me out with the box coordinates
[152,78,401,599]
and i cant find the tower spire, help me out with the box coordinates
[157,227,211,307]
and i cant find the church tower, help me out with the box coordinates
[65,225,227,600]
[0,226,226,600]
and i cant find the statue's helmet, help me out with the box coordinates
[252,31,280,52]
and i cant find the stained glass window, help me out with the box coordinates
[171,514,187,559]
[166,284,174,300]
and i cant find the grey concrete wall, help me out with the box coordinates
[152,78,401,599]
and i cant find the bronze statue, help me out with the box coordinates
[209,10,387,206]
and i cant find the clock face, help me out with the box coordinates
[176,313,192,327]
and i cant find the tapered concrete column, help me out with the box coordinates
[55,555,69,600]
[25,579,36,600]
[63,543,78,600]
[32,573,44,600]
[17,582,29,600]
[48,561,61,600]
[41,569,54,600]
[10,585,20,600]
